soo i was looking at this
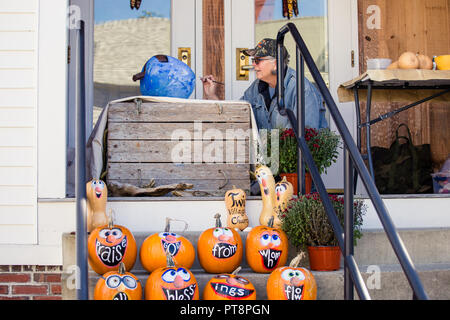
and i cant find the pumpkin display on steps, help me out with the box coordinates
[225,185,249,231]
[197,213,243,274]
[145,252,199,300]
[274,176,294,228]
[87,217,137,275]
[86,179,109,233]
[203,266,256,300]
[94,262,142,300]
[266,253,317,300]
[253,164,277,227]
[140,218,195,273]
[245,216,289,273]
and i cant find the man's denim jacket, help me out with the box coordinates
[240,68,328,130]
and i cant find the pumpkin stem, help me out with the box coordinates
[281,176,287,182]
[166,251,176,268]
[118,261,126,274]
[231,266,242,275]
[107,209,114,229]
[214,213,222,228]
[268,215,274,228]
[164,217,171,232]
[289,252,306,268]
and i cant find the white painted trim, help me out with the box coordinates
[37,0,68,198]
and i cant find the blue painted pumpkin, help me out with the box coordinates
[133,55,195,99]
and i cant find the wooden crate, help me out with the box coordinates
[106,99,252,196]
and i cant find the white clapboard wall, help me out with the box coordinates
[0,0,38,244]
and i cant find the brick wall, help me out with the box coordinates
[0,265,63,300]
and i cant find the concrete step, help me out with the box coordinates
[61,228,450,300]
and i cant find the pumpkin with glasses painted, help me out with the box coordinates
[197,213,243,273]
[267,253,317,300]
[145,252,199,300]
[94,262,142,300]
[140,218,195,273]
[203,267,256,300]
[88,217,137,275]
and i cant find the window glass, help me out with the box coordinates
[93,0,171,125]
[255,0,328,86]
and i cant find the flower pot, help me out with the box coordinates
[280,173,312,195]
[305,172,312,194]
[307,246,341,271]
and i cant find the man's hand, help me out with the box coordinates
[201,75,219,100]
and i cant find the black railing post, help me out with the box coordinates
[75,20,89,300]
[296,47,305,195]
[275,22,429,300]
[344,147,354,300]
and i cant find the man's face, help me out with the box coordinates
[252,56,276,82]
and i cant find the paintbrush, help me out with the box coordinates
[199,76,225,85]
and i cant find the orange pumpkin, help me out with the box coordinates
[94,262,142,300]
[145,253,199,300]
[197,213,243,274]
[245,217,288,273]
[203,267,256,300]
[266,254,317,300]
[140,218,195,273]
[88,219,137,275]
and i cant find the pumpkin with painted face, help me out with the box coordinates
[245,217,288,273]
[253,164,277,226]
[86,179,108,232]
[94,262,142,300]
[203,267,256,300]
[274,176,294,228]
[140,218,195,273]
[88,220,137,275]
[197,213,243,274]
[145,253,199,300]
[267,254,317,300]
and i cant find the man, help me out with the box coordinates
[202,38,328,131]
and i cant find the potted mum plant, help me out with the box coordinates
[280,193,366,271]
[278,127,341,194]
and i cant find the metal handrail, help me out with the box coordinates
[75,20,89,300]
[276,22,428,300]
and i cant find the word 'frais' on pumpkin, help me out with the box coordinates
[94,262,142,300]
[266,253,317,300]
[140,217,195,273]
[203,266,256,300]
[253,164,278,227]
[245,216,288,273]
[197,213,243,274]
[225,185,249,231]
[87,216,137,275]
[145,252,199,300]
[274,176,294,228]
[86,179,108,232]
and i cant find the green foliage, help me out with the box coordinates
[281,193,366,248]
[278,127,341,174]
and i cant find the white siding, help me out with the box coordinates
[0,0,39,244]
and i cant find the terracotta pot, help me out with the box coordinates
[307,246,341,271]
[305,172,312,194]
[279,173,312,195]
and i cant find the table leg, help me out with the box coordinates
[365,82,375,179]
